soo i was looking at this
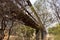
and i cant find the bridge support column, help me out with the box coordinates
[41,30,47,40]
[36,29,47,40]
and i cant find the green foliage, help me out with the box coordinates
[12,23,35,36]
[11,23,36,40]
[48,24,60,35]
[48,24,60,40]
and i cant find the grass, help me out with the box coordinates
[54,35,60,40]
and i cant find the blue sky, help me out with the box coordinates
[30,0,36,4]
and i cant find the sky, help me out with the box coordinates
[30,0,37,4]
[30,0,60,27]
[30,0,60,4]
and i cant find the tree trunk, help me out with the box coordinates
[0,29,4,40]
[36,30,41,40]
[3,28,9,40]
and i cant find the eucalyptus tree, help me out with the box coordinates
[46,0,60,24]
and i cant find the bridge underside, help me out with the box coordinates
[0,0,40,30]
